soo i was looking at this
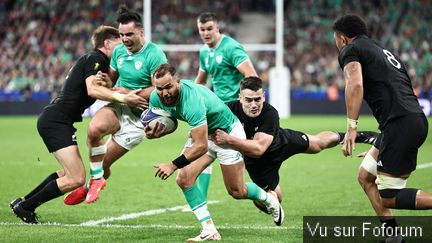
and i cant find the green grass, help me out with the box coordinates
[0,115,431,242]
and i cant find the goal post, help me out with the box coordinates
[143,0,290,117]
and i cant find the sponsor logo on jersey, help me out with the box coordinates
[94,62,100,70]
[377,160,383,167]
[216,55,223,64]
[127,56,134,60]
[254,126,259,131]
[135,61,142,70]
[301,135,308,141]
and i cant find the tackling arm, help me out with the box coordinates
[213,129,273,158]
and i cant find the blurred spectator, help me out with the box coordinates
[0,0,430,102]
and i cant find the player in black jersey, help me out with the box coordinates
[9,26,146,224]
[334,14,430,214]
[212,76,378,213]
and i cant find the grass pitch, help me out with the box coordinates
[0,115,431,242]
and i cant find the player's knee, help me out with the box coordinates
[87,125,105,141]
[379,188,418,209]
[176,175,194,189]
[103,168,111,179]
[357,169,375,188]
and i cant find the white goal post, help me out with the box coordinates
[143,0,291,117]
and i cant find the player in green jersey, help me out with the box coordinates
[146,64,283,242]
[194,12,258,202]
[64,5,167,205]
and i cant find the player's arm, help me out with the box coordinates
[195,69,209,85]
[153,124,209,180]
[342,61,363,157]
[213,129,273,158]
[85,75,146,108]
[106,67,119,87]
[236,59,257,77]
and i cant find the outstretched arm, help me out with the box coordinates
[342,61,363,157]
[154,124,209,180]
[212,129,273,158]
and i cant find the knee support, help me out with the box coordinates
[395,188,418,209]
[360,152,377,176]
[90,144,107,156]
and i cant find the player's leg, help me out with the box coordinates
[217,121,284,225]
[14,145,86,223]
[196,164,212,201]
[377,114,432,210]
[10,170,65,209]
[305,130,378,153]
[63,137,128,205]
[86,104,144,203]
[176,154,221,242]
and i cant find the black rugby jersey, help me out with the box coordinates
[338,35,423,129]
[227,101,289,164]
[49,49,110,122]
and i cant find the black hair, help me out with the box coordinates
[332,14,368,38]
[240,76,263,91]
[197,12,218,24]
[116,4,143,28]
[153,64,176,79]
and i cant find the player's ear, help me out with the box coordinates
[262,91,266,102]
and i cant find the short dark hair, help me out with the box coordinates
[91,25,119,48]
[197,12,218,24]
[116,4,143,28]
[240,76,263,91]
[332,14,368,38]
[153,64,176,79]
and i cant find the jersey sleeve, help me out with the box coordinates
[257,106,279,136]
[339,44,360,69]
[230,42,249,68]
[83,54,103,79]
[148,47,168,76]
[182,92,207,129]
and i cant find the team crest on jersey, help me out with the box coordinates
[94,62,100,70]
[118,58,124,67]
[216,55,223,64]
[135,61,143,70]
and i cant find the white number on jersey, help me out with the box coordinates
[383,49,401,69]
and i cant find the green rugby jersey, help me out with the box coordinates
[110,41,167,90]
[199,34,250,102]
[149,80,238,133]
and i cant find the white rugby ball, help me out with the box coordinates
[140,107,178,134]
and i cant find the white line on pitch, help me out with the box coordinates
[417,162,432,170]
[80,200,219,226]
[0,222,296,230]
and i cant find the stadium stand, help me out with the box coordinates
[0,0,430,102]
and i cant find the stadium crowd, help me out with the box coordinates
[0,0,430,101]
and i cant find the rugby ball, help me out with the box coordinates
[140,107,178,134]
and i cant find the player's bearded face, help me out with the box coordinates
[240,89,265,118]
[155,74,180,106]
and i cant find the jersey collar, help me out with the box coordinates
[207,34,225,51]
